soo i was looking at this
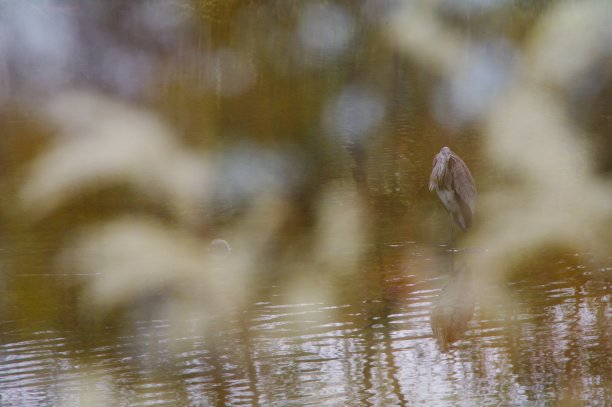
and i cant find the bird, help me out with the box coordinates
[429,146,476,238]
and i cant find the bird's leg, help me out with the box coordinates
[448,212,456,250]
[449,212,455,273]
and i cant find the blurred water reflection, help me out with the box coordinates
[0,246,609,406]
[0,0,610,406]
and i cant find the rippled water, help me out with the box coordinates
[0,1,611,406]
[1,246,609,406]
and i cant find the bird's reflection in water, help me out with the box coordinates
[430,262,475,352]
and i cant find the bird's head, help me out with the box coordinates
[440,146,452,162]
[430,146,452,190]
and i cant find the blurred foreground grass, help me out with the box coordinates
[0,0,609,339]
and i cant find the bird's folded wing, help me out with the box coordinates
[449,156,476,213]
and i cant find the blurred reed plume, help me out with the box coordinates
[18,90,368,335]
[391,1,612,281]
[21,91,212,226]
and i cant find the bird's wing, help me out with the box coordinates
[449,154,476,213]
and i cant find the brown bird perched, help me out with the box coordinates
[429,146,476,232]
